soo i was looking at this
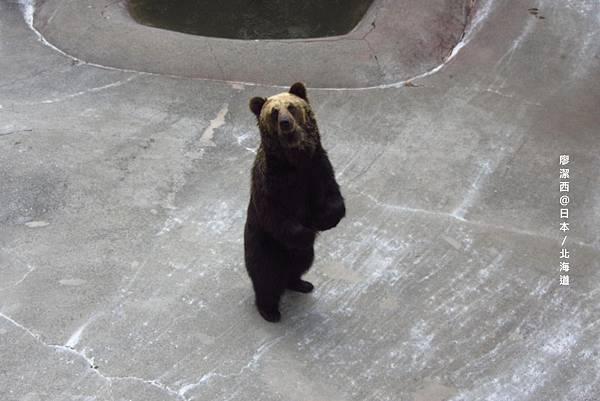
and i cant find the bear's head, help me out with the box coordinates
[249,82,320,159]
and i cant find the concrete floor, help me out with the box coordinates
[1,0,599,400]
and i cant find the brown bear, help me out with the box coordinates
[244,82,345,322]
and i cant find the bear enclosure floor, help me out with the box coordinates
[1,1,599,401]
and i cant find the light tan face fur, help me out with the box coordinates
[259,93,309,146]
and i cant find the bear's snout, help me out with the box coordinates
[278,115,292,132]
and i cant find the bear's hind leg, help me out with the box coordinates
[245,225,287,322]
[254,282,284,322]
[286,247,315,293]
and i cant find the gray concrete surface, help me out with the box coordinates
[32,0,472,87]
[1,0,599,400]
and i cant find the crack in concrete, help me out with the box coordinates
[9,74,138,106]
[452,159,495,219]
[0,312,185,401]
[347,186,599,251]
[363,37,386,82]
[0,264,36,291]
[484,87,543,107]
[0,128,33,137]
[177,335,285,398]
[64,314,98,348]
[496,17,536,68]
[0,242,201,400]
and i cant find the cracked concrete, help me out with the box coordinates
[10,75,139,106]
[1,0,600,400]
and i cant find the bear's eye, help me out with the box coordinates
[287,104,297,114]
[271,108,279,121]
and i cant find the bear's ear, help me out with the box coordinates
[249,97,266,117]
[289,82,308,102]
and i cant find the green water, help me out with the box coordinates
[127,0,374,39]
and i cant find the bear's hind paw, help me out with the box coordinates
[287,279,314,293]
[257,307,281,323]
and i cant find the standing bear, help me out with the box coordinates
[244,82,346,322]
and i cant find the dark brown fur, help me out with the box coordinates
[244,82,345,322]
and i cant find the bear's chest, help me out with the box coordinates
[272,171,312,217]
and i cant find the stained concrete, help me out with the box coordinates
[1,0,599,400]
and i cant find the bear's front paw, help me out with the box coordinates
[287,224,316,249]
[313,213,341,231]
[313,199,345,231]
